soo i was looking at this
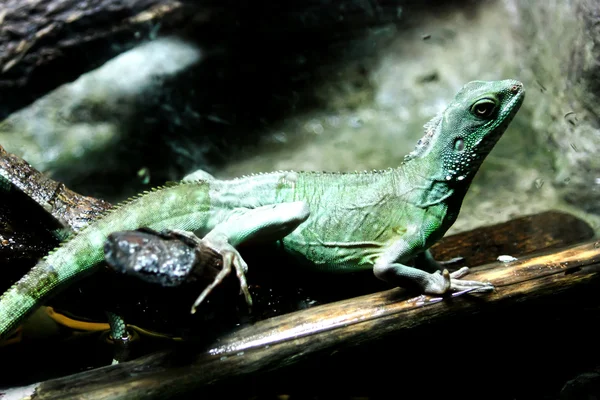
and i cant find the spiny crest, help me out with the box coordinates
[43,181,186,260]
[96,181,183,218]
[44,246,63,260]
[236,170,281,180]
[235,170,307,180]
[403,112,443,163]
[303,168,394,176]
[233,168,393,180]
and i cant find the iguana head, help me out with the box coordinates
[405,79,525,183]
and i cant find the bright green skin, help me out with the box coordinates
[0,80,524,338]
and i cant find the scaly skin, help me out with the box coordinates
[0,80,525,338]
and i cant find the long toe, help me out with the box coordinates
[449,266,470,279]
[451,278,494,293]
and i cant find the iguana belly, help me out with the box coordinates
[280,201,416,272]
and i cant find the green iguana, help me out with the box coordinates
[0,79,525,339]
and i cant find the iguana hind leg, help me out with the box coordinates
[186,233,249,314]
[190,201,310,313]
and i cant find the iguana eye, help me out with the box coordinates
[470,98,497,118]
[454,138,464,151]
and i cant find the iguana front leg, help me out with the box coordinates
[373,239,493,295]
[190,201,310,313]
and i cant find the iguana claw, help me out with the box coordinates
[190,240,252,314]
[424,267,494,295]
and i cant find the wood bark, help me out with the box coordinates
[0,0,192,120]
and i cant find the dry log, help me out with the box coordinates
[0,144,111,232]
[7,216,598,399]
[0,143,112,290]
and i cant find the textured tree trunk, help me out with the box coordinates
[0,0,194,120]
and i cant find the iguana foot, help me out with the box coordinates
[423,267,494,295]
[190,236,252,314]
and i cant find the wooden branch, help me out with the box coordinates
[431,211,595,265]
[10,230,599,399]
[0,143,112,290]
[0,0,194,120]
[0,144,111,232]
